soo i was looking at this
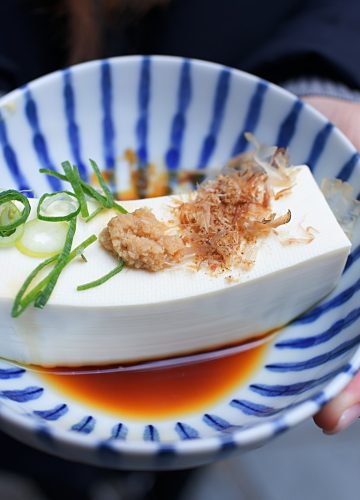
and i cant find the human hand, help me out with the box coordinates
[302,95,360,433]
[303,96,360,152]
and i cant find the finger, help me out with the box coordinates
[314,372,360,433]
[303,96,360,152]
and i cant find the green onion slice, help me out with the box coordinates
[37,191,80,222]
[77,260,125,291]
[40,163,127,215]
[0,201,20,227]
[38,169,67,183]
[12,233,97,317]
[0,202,25,247]
[61,161,89,218]
[34,217,77,309]
[11,255,59,317]
[0,225,24,248]
[0,190,30,236]
[16,219,69,258]
[89,159,113,208]
[112,201,128,214]
[83,206,104,223]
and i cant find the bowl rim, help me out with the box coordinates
[0,350,358,457]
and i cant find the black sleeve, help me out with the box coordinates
[144,0,360,90]
[241,0,360,89]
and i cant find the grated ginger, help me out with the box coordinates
[99,207,185,272]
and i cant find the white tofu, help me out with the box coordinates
[0,166,351,366]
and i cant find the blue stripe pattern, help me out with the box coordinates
[0,111,31,192]
[293,277,360,326]
[63,69,88,180]
[197,68,231,168]
[272,419,289,436]
[111,422,128,440]
[231,80,268,156]
[344,244,360,272]
[1,386,43,402]
[101,60,115,171]
[71,416,95,434]
[276,307,360,349]
[219,436,237,452]
[306,122,333,170]
[337,152,360,181]
[250,365,348,397]
[230,399,283,417]
[157,445,176,459]
[203,413,231,430]
[165,59,192,170]
[33,403,68,421]
[143,424,159,442]
[175,422,199,440]
[0,367,25,379]
[136,57,151,166]
[23,87,62,192]
[268,334,360,372]
[276,100,303,148]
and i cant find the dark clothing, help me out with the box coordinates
[1,0,360,92]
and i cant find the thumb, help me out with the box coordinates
[314,372,360,433]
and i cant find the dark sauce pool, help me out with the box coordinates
[40,340,269,420]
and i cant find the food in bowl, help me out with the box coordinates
[0,147,351,367]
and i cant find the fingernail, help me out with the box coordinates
[325,403,360,434]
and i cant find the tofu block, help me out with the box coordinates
[0,166,351,366]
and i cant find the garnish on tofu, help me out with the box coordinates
[5,159,127,316]
[100,208,185,272]
[176,158,291,272]
[100,148,293,273]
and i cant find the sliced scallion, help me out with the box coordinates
[11,255,59,317]
[37,191,80,222]
[89,159,113,208]
[12,234,97,317]
[77,260,125,291]
[0,202,25,247]
[39,163,127,215]
[112,202,128,214]
[61,161,89,218]
[16,219,69,258]
[34,217,77,309]
[81,183,112,208]
[83,206,104,223]
[0,225,24,247]
[0,201,20,227]
[0,190,30,237]
[38,169,67,183]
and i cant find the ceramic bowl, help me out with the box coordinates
[0,55,359,470]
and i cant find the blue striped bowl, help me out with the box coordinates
[1,55,360,470]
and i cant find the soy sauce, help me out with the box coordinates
[42,341,268,420]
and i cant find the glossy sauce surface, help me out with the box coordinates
[42,342,268,420]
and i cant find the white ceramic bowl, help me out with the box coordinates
[0,55,360,470]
